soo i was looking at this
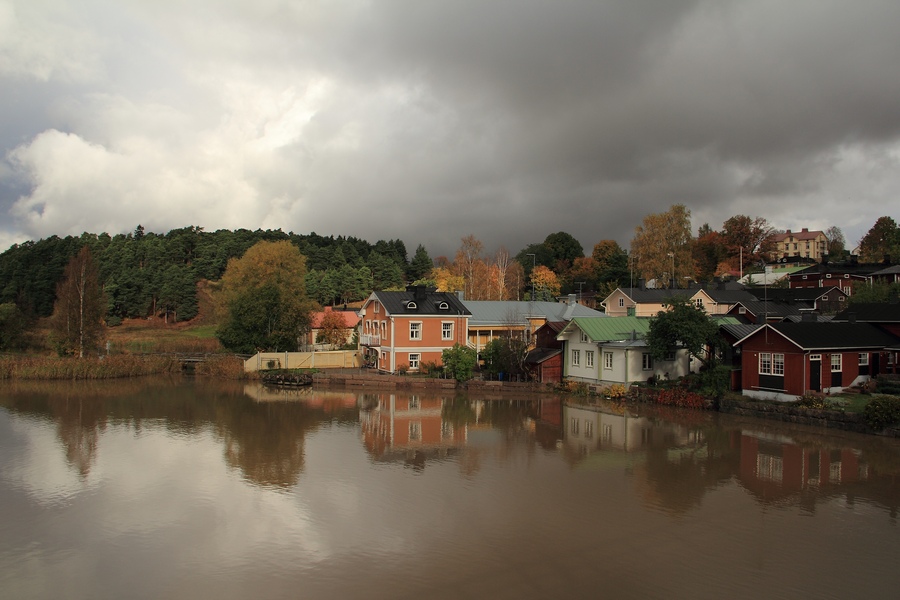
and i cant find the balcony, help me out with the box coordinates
[360,334,381,346]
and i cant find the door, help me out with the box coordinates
[809,355,821,392]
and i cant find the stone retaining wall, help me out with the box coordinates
[719,397,874,433]
[312,372,557,393]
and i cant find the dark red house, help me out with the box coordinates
[733,321,899,401]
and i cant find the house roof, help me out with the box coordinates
[733,322,899,350]
[731,300,804,318]
[720,323,764,341]
[369,288,471,316]
[606,283,754,308]
[869,265,900,277]
[561,316,652,342]
[832,303,900,323]
[310,308,360,328]
[462,300,604,327]
[769,228,825,242]
[745,287,824,304]
[524,348,562,364]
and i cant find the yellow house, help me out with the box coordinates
[767,228,828,262]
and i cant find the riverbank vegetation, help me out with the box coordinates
[0,354,182,380]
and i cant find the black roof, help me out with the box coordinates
[732,300,804,318]
[746,288,824,304]
[525,348,562,364]
[833,303,900,323]
[372,288,471,316]
[741,322,900,350]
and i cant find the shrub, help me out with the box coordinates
[863,395,900,430]
[442,343,477,382]
[655,387,707,409]
[420,360,442,376]
[795,391,827,409]
[606,384,628,399]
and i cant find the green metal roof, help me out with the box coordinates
[564,314,740,341]
[566,316,652,341]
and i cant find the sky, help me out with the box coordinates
[2,0,900,260]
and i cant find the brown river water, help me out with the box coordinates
[1,377,899,599]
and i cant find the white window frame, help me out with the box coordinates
[441,321,454,341]
[584,420,593,439]
[581,331,589,343]
[586,351,594,368]
[642,353,653,371]
[618,297,625,307]
[604,352,613,370]
[374,302,380,314]
[409,353,420,370]
[773,353,784,376]
[571,349,581,367]
[859,353,869,366]
[831,354,842,372]
[409,321,422,340]
[409,421,421,441]
[759,352,772,375]
[571,418,579,435]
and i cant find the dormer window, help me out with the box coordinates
[438,301,449,310]
[406,301,417,310]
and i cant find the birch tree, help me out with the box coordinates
[50,246,105,357]
[631,204,693,288]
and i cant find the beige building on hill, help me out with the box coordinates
[768,228,828,262]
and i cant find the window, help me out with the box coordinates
[365,320,371,333]
[738,307,746,314]
[409,397,420,409]
[584,420,594,439]
[664,350,675,361]
[406,301,417,309]
[581,331,589,343]
[694,298,703,308]
[586,351,594,368]
[773,353,784,376]
[618,297,625,307]
[381,321,386,337]
[602,424,613,442]
[438,301,449,310]
[409,322,422,340]
[374,302,380,313]
[604,352,613,369]
[442,322,454,340]
[759,352,772,375]
[642,353,653,371]
[409,353,420,370]
[842,287,850,295]
[859,353,869,366]
[409,422,421,441]
[831,354,842,372]
[572,349,581,366]
[571,418,579,435]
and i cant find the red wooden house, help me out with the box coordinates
[733,321,899,401]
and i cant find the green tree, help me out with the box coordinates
[543,231,584,272]
[408,244,433,281]
[216,240,316,352]
[480,337,528,379]
[442,343,477,382]
[592,240,628,286]
[0,303,28,350]
[646,297,721,369]
[49,246,106,358]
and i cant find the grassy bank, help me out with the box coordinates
[0,355,182,380]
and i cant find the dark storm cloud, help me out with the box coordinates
[2,0,899,255]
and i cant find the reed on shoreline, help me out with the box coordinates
[0,355,182,380]
[194,354,258,380]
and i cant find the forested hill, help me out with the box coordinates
[0,226,423,322]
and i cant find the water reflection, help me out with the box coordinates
[561,401,900,517]
[3,380,900,598]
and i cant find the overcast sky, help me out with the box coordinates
[2,0,899,259]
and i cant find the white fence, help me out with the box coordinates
[244,350,362,372]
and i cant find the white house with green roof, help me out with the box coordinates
[557,316,696,386]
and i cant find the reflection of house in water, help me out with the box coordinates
[735,430,868,503]
[360,394,469,466]
[563,402,704,458]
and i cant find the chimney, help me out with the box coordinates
[785,229,792,234]
[568,293,576,306]
[638,278,645,290]
[456,290,465,301]
[802,228,809,233]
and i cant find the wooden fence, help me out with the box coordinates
[244,350,362,372]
